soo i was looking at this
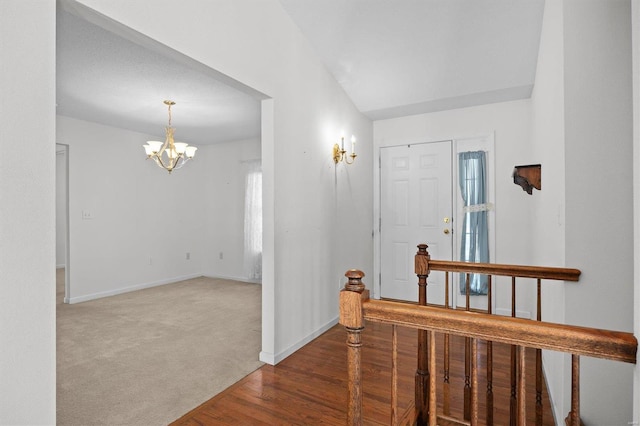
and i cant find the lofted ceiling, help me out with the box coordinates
[278,0,545,120]
[56,1,545,144]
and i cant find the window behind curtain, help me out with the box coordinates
[243,160,262,280]
[458,151,489,295]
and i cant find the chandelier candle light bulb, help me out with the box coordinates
[143,100,197,173]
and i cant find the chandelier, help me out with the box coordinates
[143,100,197,173]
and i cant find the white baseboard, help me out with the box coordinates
[260,316,339,366]
[67,273,202,304]
[259,351,275,365]
[495,308,531,319]
[204,273,261,284]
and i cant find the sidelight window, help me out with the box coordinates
[458,151,489,295]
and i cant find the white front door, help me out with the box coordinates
[380,141,453,304]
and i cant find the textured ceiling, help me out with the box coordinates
[56,4,262,146]
[56,1,545,143]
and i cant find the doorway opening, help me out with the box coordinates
[55,143,69,304]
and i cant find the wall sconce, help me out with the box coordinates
[333,135,357,165]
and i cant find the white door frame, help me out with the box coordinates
[374,133,496,310]
[56,143,71,303]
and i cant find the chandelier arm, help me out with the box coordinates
[173,156,188,170]
[154,153,173,171]
[345,153,357,165]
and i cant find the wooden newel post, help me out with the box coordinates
[339,269,368,425]
[415,244,431,425]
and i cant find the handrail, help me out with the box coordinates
[362,299,637,364]
[415,243,581,282]
[412,243,584,424]
[428,259,581,281]
[339,268,637,426]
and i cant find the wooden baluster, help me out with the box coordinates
[444,272,451,416]
[517,346,527,425]
[565,355,581,426]
[464,273,471,421]
[445,270,450,309]
[428,330,437,426]
[536,278,543,426]
[466,271,471,310]
[415,244,430,425]
[338,269,366,426]
[486,275,494,426]
[391,325,398,425]
[471,338,479,426]
[510,276,517,426]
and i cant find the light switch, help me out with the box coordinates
[82,210,93,220]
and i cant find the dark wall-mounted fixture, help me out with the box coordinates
[513,164,541,195]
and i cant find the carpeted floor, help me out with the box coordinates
[56,270,262,426]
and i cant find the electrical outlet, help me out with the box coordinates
[82,210,93,220]
[186,252,191,260]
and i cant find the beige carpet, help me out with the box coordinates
[57,271,262,426]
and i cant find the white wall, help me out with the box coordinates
[531,0,636,423]
[0,2,56,424]
[563,0,634,423]
[374,100,537,316]
[58,116,265,300]
[57,116,207,302]
[73,0,374,364]
[201,137,261,281]
[529,0,568,420]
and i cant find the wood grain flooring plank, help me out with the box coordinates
[172,322,554,426]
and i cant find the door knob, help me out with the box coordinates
[444,229,450,235]
[444,217,451,223]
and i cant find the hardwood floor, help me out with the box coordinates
[172,323,555,425]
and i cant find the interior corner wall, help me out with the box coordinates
[201,137,261,281]
[373,100,535,315]
[74,0,374,364]
[563,0,634,424]
[0,2,56,424]
[57,115,206,302]
[529,0,568,422]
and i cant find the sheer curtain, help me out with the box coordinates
[458,151,489,295]
[243,160,262,280]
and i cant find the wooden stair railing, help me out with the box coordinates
[413,244,582,426]
[339,269,637,426]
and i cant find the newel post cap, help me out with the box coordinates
[415,244,431,276]
[340,269,366,329]
[344,269,365,293]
